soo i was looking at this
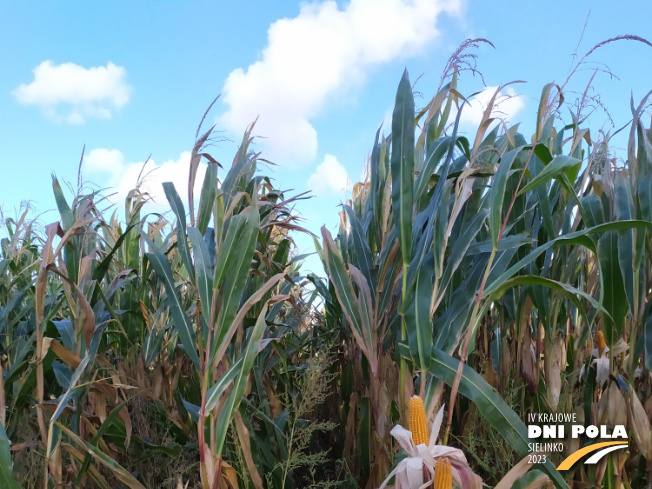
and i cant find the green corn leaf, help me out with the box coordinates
[205,357,244,411]
[580,195,605,228]
[138,228,201,369]
[532,142,553,164]
[212,203,260,355]
[92,224,135,281]
[214,303,270,458]
[368,126,382,249]
[221,127,257,210]
[0,259,10,277]
[598,232,629,344]
[214,215,247,289]
[391,69,415,266]
[343,205,375,295]
[480,275,606,337]
[614,175,636,311]
[518,155,581,195]
[321,226,366,350]
[639,174,652,222]
[432,180,453,279]
[188,227,214,325]
[490,146,527,249]
[414,136,452,203]
[528,155,554,239]
[405,263,432,371]
[535,84,558,140]
[484,220,652,298]
[409,106,463,293]
[510,470,551,489]
[163,182,195,282]
[438,207,489,293]
[0,422,21,489]
[197,162,218,235]
[52,175,74,230]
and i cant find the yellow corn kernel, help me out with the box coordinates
[433,458,452,489]
[596,330,606,357]
[408,396,429,446]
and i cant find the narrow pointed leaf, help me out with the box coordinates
[56,423,146,489]
[214,304,270,457]
[163,182,195,281]
[188,227,213,323]
[205,357,244,411]
[213,204,260,351]
[518,155,581,195]
[598,232,628,344]
[197,162,218,234]
[0,423,21,489]
[343,205,375,295]
[391,69,415,265]
[138,228,201,369]
[490,146,527,249]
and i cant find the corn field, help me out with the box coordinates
[1,39,651,489]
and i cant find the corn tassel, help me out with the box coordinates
[596,330,606,357]
[433,458,452,489]
[408,395,429,446]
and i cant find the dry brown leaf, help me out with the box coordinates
[63,442,112,487]
[628,389,652,460]
[118,405,132,449]
[606,382,628,428]
[48,338,82,369]
[202,443,216,489]
[48,441,63,486]
[221,460,239,489]
[343,392,359,461]
[495,455,550,489]
[233,411,264,489]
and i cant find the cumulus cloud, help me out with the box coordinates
[220,0,464,165]
[457,86,526,128]
[14,61,131,123]
[307,154,350,196]
[84,148,205,211]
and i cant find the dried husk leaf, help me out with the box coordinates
[628,389,652,460]
[233,411,264,489]
[606,382,628,429]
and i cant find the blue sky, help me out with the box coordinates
[1,0,651,275]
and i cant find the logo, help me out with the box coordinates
[526,412,628,470]
[556,441,628,470]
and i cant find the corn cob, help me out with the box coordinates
[596,330,606,357]
[433,458,452,489]
[408,395,429,446]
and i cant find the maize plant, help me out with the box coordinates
[319,38,652,489]
[1,37,651,489]
[0,110,314,488]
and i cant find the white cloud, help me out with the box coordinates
[84,148,206,211]
[14,61,131,123]
[457,86,526,128]
[220,0,464,165]
[85,148,125,173]
[307,154,350,196]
